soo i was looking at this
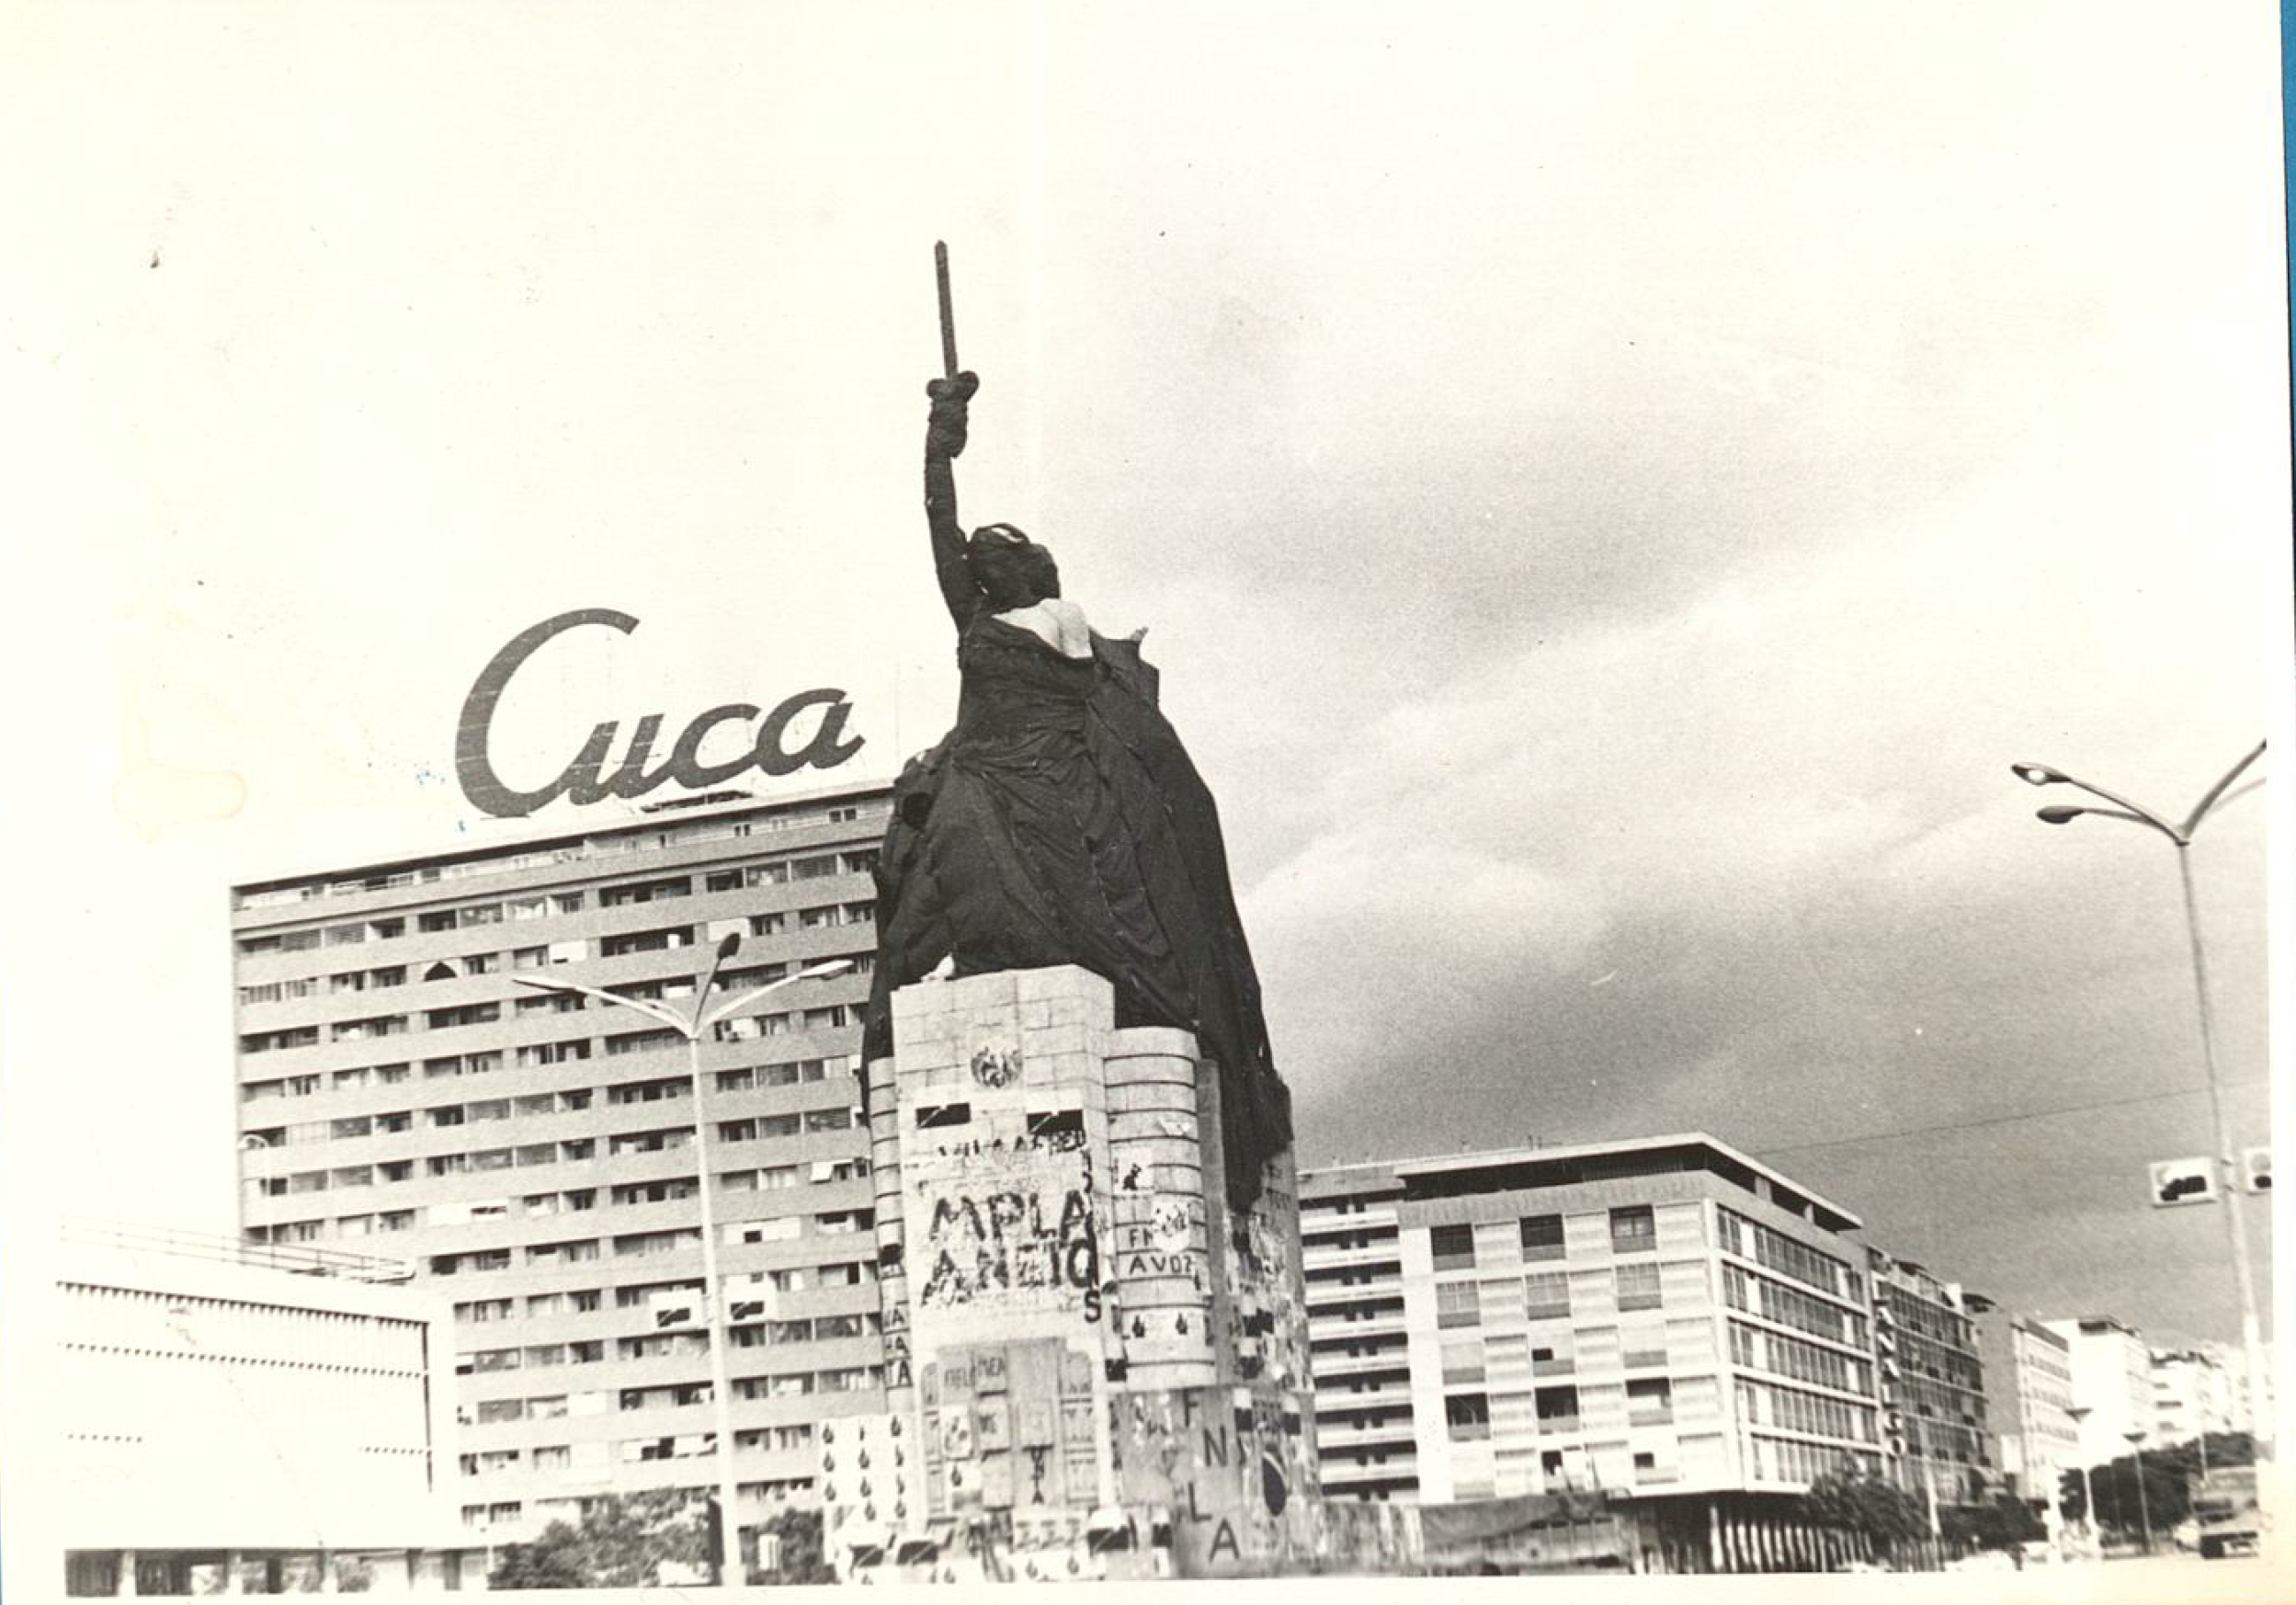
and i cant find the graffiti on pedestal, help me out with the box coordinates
[1116,1196,1205,1283]
[907,1137,1104,1317]
[917,1188,1099,1306]
[1108,1387,1314,1575]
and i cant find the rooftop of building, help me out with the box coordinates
[2045,1315,2144,1339]
[1300,1130,1862,1234]
[231,775,897,909]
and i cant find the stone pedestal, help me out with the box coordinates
[830,965,1340,1580]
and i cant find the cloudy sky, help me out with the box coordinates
[5,1,2288,1352]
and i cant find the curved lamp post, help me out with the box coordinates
[2064,1404,2098,1558]
[2011,742,2268,1451]
[2124,1430,2154,1555]
[517,940,853,1588]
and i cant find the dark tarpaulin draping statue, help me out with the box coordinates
[859,368,1293,1210]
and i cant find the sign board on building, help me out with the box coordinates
[455,609,863,817]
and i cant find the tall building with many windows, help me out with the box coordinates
[229,782,896,1555]
[1865,1253,1992,1508]
[1300,1135,1891,1573]
[1971,1302,2077,1510]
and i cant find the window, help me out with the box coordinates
[1519,1213,1565,1261]
[1627,1377,1674,1426]
[599,927,693,958]
[1443,1393,1491,1441]
[1436,1281,1480,1329]
[1534,1385,1580,1430]
[1429,1224,1476,1271]
[1440,1340,1484,1385]
[1615,1262,1663,1312]
[1609,1205,1656,1255]
[1525,1271,1572,1319]
[802,1109,851,1133]
[599,876,691,907]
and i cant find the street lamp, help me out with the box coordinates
[517,940,853,1588]
[2011,742,2269,1450]
[2124,1431,2154,1555]
[2063,1406,2100,1558]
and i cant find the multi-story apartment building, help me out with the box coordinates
[229,781,895,1557]
[1301,1135,1890,1573]
[2150,1344,2239,1447]
[1299,1160,1416,1503]
[1970,1301,2077,1509]
[2044,1316,2153,1469]
[1866,1253,1991,1509]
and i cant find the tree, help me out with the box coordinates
[1802,1468,1929,1562]
[488,1524,590,1590]
[1941,1493,2044,1554]
[2056,1434,2250,1539]
[754,1506,838,1585]
[487,1488,711,1590]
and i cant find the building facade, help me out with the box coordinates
[2150,1344,2239,1447]
[1301,1135,1892,1573]
[1866,1253,1992,1508]
[57,1223,471,1594]
[229,783,897,1557]
[1971,1302,2078,1509]
[2044,1316,2154,1469]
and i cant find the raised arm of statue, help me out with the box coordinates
[925,370,982,632]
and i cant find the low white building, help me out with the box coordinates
[2042,1315,2152,1470]
[53,1222,478,1595]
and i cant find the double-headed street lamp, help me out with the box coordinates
[2011,742,2268,1450]
[517,939,853,1588]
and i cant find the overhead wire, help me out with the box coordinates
[1751,1076,2270,1157]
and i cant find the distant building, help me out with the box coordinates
[56,1222,472,1595]
[1970,1301,2077,1508]
[1300,1134,1890,1574]
[2043,1316,2152,1469]
[1865,1253,1992,1508]
[2150,1344,2239,1446]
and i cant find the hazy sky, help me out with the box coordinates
[6,2,2289,1354]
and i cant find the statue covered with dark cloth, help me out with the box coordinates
[859,368,1294,1211]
